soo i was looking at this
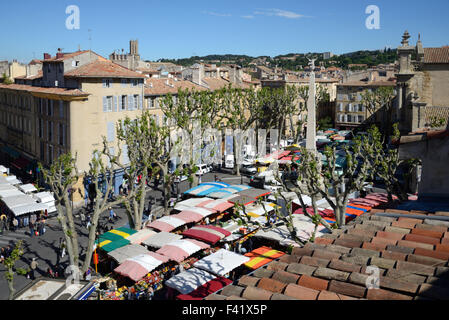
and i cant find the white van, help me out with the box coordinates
[196,164,211,176]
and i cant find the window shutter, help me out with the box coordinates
[128,95,133,110]
[103,96,108,112]
[139,95,143,109]
[122,144,130,164]
[103,79,107,88]
[118,96,122,111]
[109,79,113,88]
[113,96,118,112]
[107,122,115,142]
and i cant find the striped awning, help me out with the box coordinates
[156,239,210,263]
[147,215,187,232]
[182,225,231,245]
[114,252,169,282]
[244,246,285,270]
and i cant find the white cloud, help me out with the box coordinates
[202,11,232,17]
[242,15,255,19]
[254,8,306,19]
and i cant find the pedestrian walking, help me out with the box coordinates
[12,218,18,232]
[30,258,38,280]
[59,238,66,258]
[198,174,202,184]
[29,222,35,238]
[80,210,86,224]
[86,214,91,229]
[108,207,114,223]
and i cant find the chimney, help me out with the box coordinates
[43,53,51,60]
[56,52,64,59]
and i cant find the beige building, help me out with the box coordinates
[335,81,396,130]
[0,50,146,203]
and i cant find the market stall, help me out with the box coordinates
[108,244,152,264]
[147,215,188,232]
[141,232,182,250]
[182,225,231,245]
[176,276,232,300]
[173,205,215,218]
[183,184,225,197]
[236,188,271,200]
[114,251,170,282]
[156,239,210,263]
[243,246,285,270]
[195,199,234,213]
[193,249,250,277]
[165,268,217,295]
[175,210,206,223]
[125,229,158,245]
[98,228,137,253]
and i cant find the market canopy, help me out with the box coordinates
[173,205,215,218]
[147,215,188,232]
[195,199,234,213]
[114,252,169,282]
[165,268,217,295]
[0,189,24,198]
[125,229,158,245]
[175,210,205,223]
[98,238,130,253]
[207,191,239,199]
[33,192,55,204]
[176,276,232,300]
[108,244,151,264]
[2,194,36,208]
[18,184,37,194]
[243,246,285,270]
[236,188,271,199]
[183,184,222,197]
[228,195,256,206]
[193,249,250,277]
[0,165,7,173]
[141,232,182,249]
[175,198,212,208]
[182,225,231,245]
[98,227,137,252]
[156,239,210,263]
[11,202,49,217]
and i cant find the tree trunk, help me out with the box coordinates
[7,268,16,300]
[233,135,240,176]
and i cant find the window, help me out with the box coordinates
[103,96,113,112]
[59,101,64,118]
[338,103,343,112]
[107,122,115,142]
[121,79,128,87]
[358,115,364,123]
[120,95,127,111]
[131,79,138,87]
[103,79,113,88]
[134,95,139,110]
[48,100,53,116]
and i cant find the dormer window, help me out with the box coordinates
[103,79,113,88]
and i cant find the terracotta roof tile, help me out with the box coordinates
[411,228,444,239]
[370,256,397,269]
[312,249,341,260]
[396,260,436,276]
[363,241,387,251]
[370,237,398,247]
[225,295,246,300]
[241,286,273,300]
[298,275,329,291]
[283,284,320,300]
[397,239,435,251]
[313,267,351,282]
[366,288,412,300]
[286,263,317,276]
[328,259,362,274]
[386,245,415,255]
[278,254,300,264]
[266,261,288,272]
[381,250,408,261]
[299,256,330,268]
[423,47,449,64]
[384,226,411,235]
[418,283,449,299]
[386,269,427,284]
[221,285,244,297]
[257,278,287,293]
[205,294,227,300]
[435,244,449,253]
[324,245,352,255]
[253,268,275,278]
[271,271,300,284]
[392,220,417,229]
[406,253,446,266]
[328,280,366,298]
[291,247,314,257]
[65,60,145,79]
[0,83,88,97]
[238,276,260,287]
[415,224,448,233]
[145,78,207,96]
[404,234,441,246]
[413,247,449,261]
[270,293,298,300]
[317,291,358,300]
[350,247,381,258]
[334,238,363,249]
[376,231,406,241]
[314,238,334,245]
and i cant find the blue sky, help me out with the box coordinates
[1,0,448,63]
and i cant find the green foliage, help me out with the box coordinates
[317,116,333,131]
[1,73,13,85]
[428,116,446,128]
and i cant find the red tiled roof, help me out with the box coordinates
[144,78,207,96]
[338,81,396,87]
[45,50,105,62]
[64,60,145,79]
[424,47,449,64]
[0,83,89,97]
[212,208,449,300]
[399,130,449,145]
[202,77,251,90]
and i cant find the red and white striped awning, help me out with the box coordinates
[182,225,231,245]
[114,252,169,282]
[147,216,187,232]
[156,239,210,263]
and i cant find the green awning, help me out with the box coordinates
[100,239,131,252]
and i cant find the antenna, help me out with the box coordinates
[88,29,93,58]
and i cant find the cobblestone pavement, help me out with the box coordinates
[0,170,250,300]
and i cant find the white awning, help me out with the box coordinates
[0,165,7,173]
[18,184,37,194]
[2,194,36,208]
[33,192,55,204]
[0,189,23,198]
[165,268,217,294]
[11,202,50,217]
[193,249,250,276]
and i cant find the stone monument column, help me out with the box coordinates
[306,59,317,152]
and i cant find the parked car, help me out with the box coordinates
[240,164,257,175]
[195,164,211,176]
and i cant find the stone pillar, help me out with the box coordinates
[306,59,317,152]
